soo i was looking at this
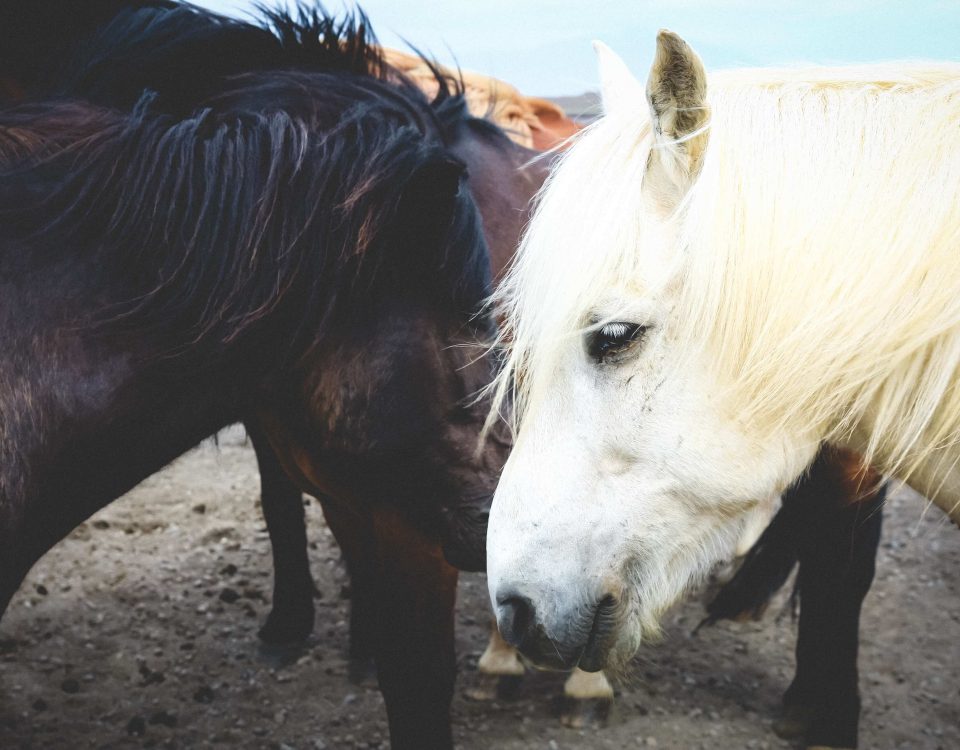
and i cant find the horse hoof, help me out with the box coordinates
[558,696,613,729]
[348,655,378,687]
[464,673,499,701]
[496,674,524,700]
[772,704,811,740]
[257,607,315,646]
[464,673,523,701]
[256,637,312,668]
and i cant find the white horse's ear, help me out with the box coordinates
[593,40,645,118]
[644,30,710,209]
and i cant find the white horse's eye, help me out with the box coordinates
[587,322,647,363]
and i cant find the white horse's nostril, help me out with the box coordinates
[495,592,535,647]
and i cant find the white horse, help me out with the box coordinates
[486,27,960,712]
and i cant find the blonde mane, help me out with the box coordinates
[493,62,960,518]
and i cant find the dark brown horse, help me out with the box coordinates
[0,16,528,748]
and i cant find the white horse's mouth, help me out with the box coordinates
[496,589,626,672]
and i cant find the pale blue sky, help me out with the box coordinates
[191,1,960,96]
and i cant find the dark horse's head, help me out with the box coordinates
[0,4,525,570]
[217,73,510,572]
[243,87,505,570]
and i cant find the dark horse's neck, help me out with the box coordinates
[0,242,245,594]
[0,105,279,575]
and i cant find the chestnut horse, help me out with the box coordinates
[0,15,517,750]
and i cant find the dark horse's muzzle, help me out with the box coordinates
[440,502,490,571]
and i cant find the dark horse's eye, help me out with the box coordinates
[587,322,647,363]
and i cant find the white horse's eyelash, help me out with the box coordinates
[601,322,632,338]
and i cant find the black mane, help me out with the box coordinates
[59,4,384,114]
[0,6,494,359]
[5,1,505,148]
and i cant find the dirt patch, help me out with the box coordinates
[0,431,957,749]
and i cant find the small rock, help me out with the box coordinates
[192,504,206,514]
[92,520,110,530]
[60,678,80,694]
[35,584,48,596]
[220,564,238,577]
[219,588,240,604]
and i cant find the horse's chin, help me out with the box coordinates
[440,502,490,572]
[596,589,673,677]
[441,539,486,572]
[588,627,642,681]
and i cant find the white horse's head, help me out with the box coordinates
[486,32,827,671]
[490,26,960,669]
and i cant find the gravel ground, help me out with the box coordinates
[0,429,957,749]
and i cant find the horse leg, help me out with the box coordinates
[316,498,378,684]
[466,620,525,700]
[0,544,31,622]
[559,668,614,729]
[248,425,316,645]
[370,506,458,750]
[776,452,884,750]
